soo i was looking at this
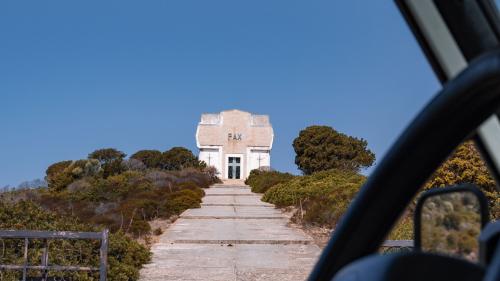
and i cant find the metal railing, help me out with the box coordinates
[0,230,108,281]
[380,240,414,254]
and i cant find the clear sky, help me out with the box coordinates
[0,0,441,186]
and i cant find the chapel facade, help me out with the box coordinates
[195,110,274,180]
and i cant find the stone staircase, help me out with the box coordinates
[139,184,320,281]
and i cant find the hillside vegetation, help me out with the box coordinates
[245,125,415,241]
[0,146,219,281]
[249,169,367,227]
[0,201,150,281]
[425,141,499,220]
[246,140,498,244]
[293,125,375,174]
[245,169,295,193]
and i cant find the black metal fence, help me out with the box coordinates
[0,230,108,281]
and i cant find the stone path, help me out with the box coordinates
[139,184,320,281]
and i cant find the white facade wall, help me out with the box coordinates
[246,149,271,177]
[199,147,222,177]
[196,110,273,180]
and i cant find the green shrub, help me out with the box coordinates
[245,169,295,193]
[293,125,375,174]
[263,170,364,205]
[388,215,413,240]
[175,168,214,189]
[28,167,210,233]
[0,201,150,281]
[203,166,222,184]
[425,141,499,220]
[127,219,152,238]
[1,147,222,280]
[166,189,203,214]
[257,168,415,240]
[107,231,151,281]
[153,228,163,236]
[176,181,206,197]
[161,147,206,171]
[262,169,365,227]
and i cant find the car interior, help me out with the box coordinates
[307,1,500,280]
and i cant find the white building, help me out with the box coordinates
[195,109,274,180]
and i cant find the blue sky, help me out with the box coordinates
[0,0,441,186]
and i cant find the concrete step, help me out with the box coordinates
[141,244,319,281]
[181,216,284,220]
[211,184,250,189]
[202,195,270,206]
[201,203,273,207]
[159,239,314,245]
[181,205,283,219]
[204,194,260,197]
[205,188,255,195]
[220,179,246,185]
[139,184,319,281]
[160,218,313,244]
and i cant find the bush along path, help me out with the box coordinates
[139,183,320,281]
[0,146,220,281]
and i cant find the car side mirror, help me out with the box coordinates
[414,184,490,261]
